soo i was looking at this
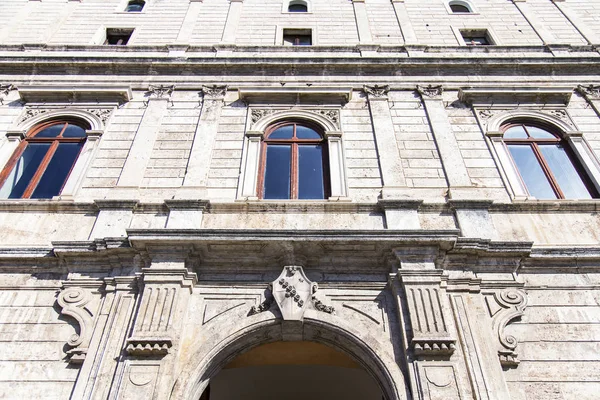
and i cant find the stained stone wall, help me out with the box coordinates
[0,0,599,399]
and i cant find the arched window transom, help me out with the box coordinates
[449,1,473,13]
[288,0,308,12]
[125,0,145,12]
[502,121,597,199]
[0,119,89,199]
[259,121,329,199]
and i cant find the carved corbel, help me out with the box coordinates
[57,282,102,364]
[125,268,197,357]
[400,272,456,358]
[248,266,334,320]
[485,288,528,367]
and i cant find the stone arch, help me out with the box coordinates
[170,311,406,400]
[16,108,106,132]
[251,109,339,133]
[485,109,575,137]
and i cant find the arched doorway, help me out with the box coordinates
[201,341,384,400]
[172,317,406,400]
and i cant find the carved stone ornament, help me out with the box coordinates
[248,283,275,316]
[126,338,173,357]
[578,84,600,99]
[17,106,114,126]
[0,83,16,104]
[485,288,528,368]
[57,286,95,364]
[250,108,341,130]
[477,108,501,121]
[363,85,390,98]
[251,108,277,124]
[249,266,335,320]
[201,85,228,100]
[417,85,444,99]
[147,84,175,99]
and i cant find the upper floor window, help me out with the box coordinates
[283,29,312,46]
[502,122,598,199]
[461,29,491,46]
[449,1,473,13]
[125,0,145,12]
[258,121,328,199]
[288,0,308,12]
[105,28,134,45]
[0,119,89,199]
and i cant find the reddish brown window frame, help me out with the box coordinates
[501,121,598,199]
[0,119,88,199]
[257,120,330,199]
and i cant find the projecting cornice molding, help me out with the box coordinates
[458,87,574,106]
[238,86,352,105]
[18,85,132,104]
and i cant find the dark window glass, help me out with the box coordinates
[450,4,470,13]
[269,125,294,139]
[264,145,291,199]
[288,3,308,12]
[62,124,87,138]
[503,122,597,199]
[283,30,312,46]
[296,125,321,139]
[35,124,66,138]
[1,143,51,199]
[260,122,328,200]
[463,35,489,46]
[126,1,145,12]
[298,145,325,199]
[32,143,84,199]
[0,120,89,199]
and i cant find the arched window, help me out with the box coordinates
[0,119,89,199]
[502,121,597,199]
[125,0,145,12]
[258,121,329,199]
[288,0,308,12]
[449,1,473,13]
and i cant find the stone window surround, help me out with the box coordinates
[445,0,478,15]
[282,0,312,14]
[238,108,348,201]
[484,110,600,200]
[276,25,318,46]
[452,26,500,46]
[0,108,106,200]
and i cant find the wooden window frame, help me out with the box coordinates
[501,122,599,199]
[0,119,88,199]
[257,121,330,199]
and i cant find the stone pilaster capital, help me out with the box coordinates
[147,84,175,99]
[201,85,228,100]
[417,84,444,99]
[363,85,390,100]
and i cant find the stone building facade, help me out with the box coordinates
[0,0,600,399]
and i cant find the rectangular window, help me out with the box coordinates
[460,29,492,46]
[105,28,134,45]
[283,29,312,46]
